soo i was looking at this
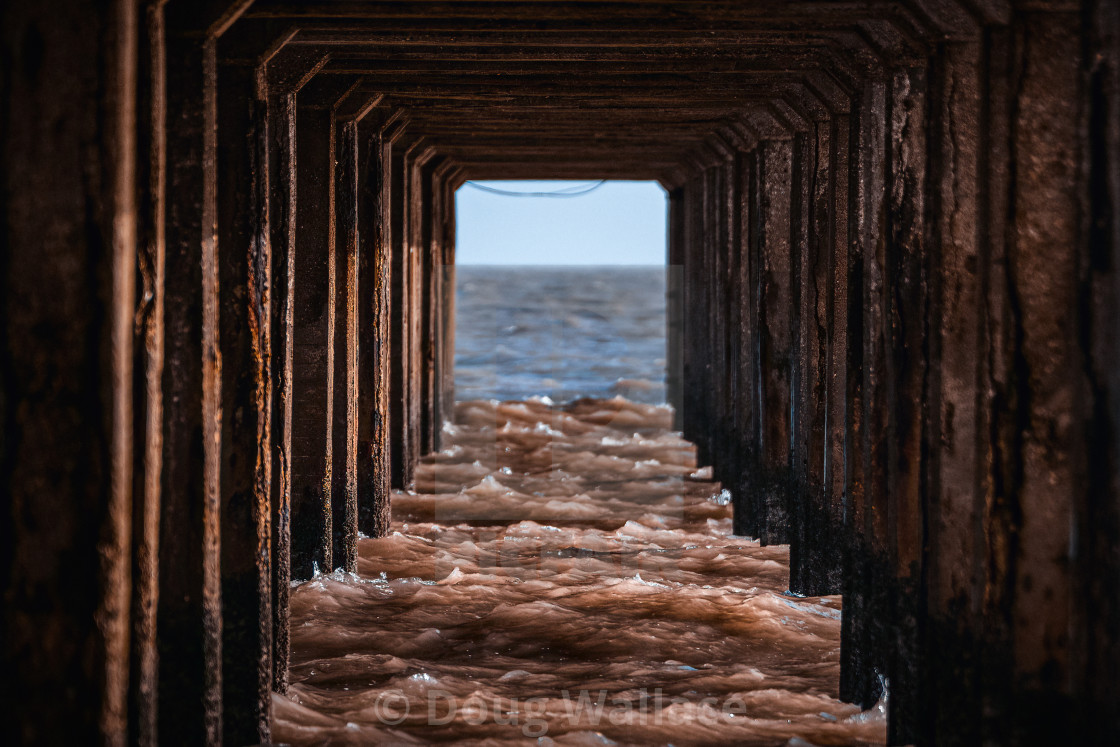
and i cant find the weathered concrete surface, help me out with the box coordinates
[1082,2,1120,741]
[1,0,136,742]
[2,3,1119,746]
[290,78,339,580]
[156,7,224,743]
[331,115,360,574]
[215,53,272,747]
[356,116,392,539]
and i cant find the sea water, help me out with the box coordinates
[453,266,667,404]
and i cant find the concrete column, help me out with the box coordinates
[839,77,890,711]
[882,65,930,746]
[730,150,761,539]
[721,152,746,516]
[388,127,416,489]
[920,39,989,741]
[788,126,814,592]
[694,167,713,466]
[131,2,166,742]
[356,117,392,539]
[0,0,137,742]
[755,138,794,545]
[823,114,851,593]
[991,10,1086,741]
[679,174,704,454]
[1081,1,1120,739]
[331,116,360,573]
[440,171,460,424]
[666,187,686,430]
[430,161,458,452]
[290,78,341,578]
[158,13,223,744]
[711,159,736,487]
[418,157,439,458]
[260,44,330,697]
[331,92,382,572]
[267,86,296,695]
[214,53,272,745]
[789,117,843,596]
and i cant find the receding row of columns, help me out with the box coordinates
[2,2,459,743]
[668,6,1120,744]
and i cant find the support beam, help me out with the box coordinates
[267,84,297,695]
[356,116,393,538]
[158,18,223,745]
[331,115,360,573]
[839,76,889,712]
[215,55,272,746]
[1082,1,1120,739]
[880,64,929,746]
[1,0,137,742]
[290,79,339,578]
[755,138,795,546]
[388,127,415,489]
[131,1,166,741]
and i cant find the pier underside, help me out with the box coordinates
[2,1,1120,744]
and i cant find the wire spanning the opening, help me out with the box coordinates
[464,180,608,197]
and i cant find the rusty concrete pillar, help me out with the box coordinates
[418,156,440,458]
[214,50,273,745]
[775,108,853,597]
[823,112,851,595]
[687,170,709,461]
[976,10,1087,741]
[788,125,813,590]
[354,116,389,538]
[710,156,734,482]
[719,146,746,511]
[289,78,343,579]
[755,138,795,545]
[679,172,706,458]
[267,85,296,695]
[130,2,166,742]
[729,149,761,539]
[387,124,418,489]
[711,160,727,473]
[919,38,988,741]
[356,114,393,538]
[710,154,736,490]
[429,159,458,452]
[909,12,1094,741]
[1082,0,1120,739]
[331,112,360,573]
[439,169,461,424]
[789,116,844,597]
[331,91,382,572]
[839,75,890,712]
[1,0,137,742]
[407,142,436,461]
[666,187,686,430]
[692,167,714,467]
[158,7,223,742]
[262,44,329,695]
[880,65,930,745]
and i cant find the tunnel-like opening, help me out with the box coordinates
[4,2,1120,746]
[277,177,867,743]
[453,179,669,404]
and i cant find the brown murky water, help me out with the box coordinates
[273,397,886,746]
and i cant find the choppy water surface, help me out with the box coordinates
[453,266,667,404]
[275,398,886,745]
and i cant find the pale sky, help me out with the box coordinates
[454,180,668,265]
